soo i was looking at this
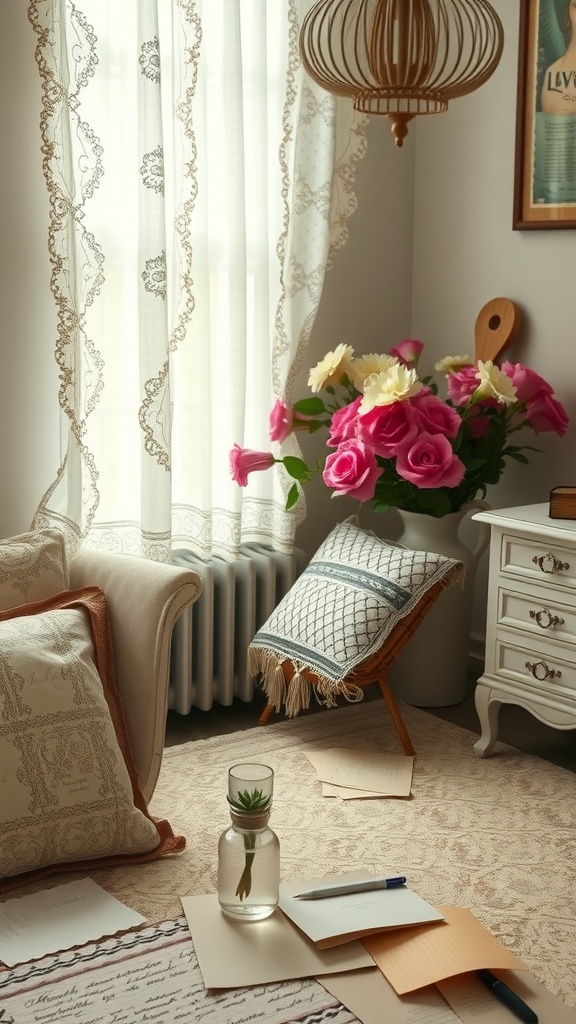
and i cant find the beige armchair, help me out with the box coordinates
[69,549,202,804]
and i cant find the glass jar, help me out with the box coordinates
[217,762,280,920]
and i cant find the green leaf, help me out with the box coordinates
[282,456,312,482]
[417,491,453,517]
[293,397,325,415]
[371,498,393,514]
[285,483,300,509]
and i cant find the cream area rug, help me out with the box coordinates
[90,701,575,1008]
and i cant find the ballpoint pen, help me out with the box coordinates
[293,876,407,900]
[477,969,538,1024]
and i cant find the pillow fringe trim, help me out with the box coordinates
[249,647,364,718]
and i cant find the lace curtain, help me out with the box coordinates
[28,0,367,561]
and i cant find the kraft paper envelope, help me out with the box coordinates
[181,893,374,989]
[305,748,414,797]
[438,970,576,1024]
[362,905,527,994]
[319,968,459,1024]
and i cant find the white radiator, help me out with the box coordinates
[169,544,307,713]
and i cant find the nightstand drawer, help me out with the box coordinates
[474,505,576,756]
[494,635,576,699]
[498,587,576,646]
[501,534,576,591]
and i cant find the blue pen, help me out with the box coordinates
[293,876,407,899]
[477,970,538,1024]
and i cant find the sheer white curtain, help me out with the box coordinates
[28,0,367,561]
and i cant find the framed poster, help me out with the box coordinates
[514,0,576,229]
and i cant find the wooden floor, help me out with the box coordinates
[165,676,576,773]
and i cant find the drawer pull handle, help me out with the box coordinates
[529,608,565,629]
[532,552,570,575]
[525,660,562,681]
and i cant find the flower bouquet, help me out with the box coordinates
[230,340,568,518]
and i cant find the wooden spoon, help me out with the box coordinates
[474,297,522,364]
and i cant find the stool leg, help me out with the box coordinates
[376,675,415,756]
[258,700,275,726]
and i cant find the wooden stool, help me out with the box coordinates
[258,579,448,756]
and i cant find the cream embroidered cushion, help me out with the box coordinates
[0,587,185,890]
[249,518,465,716]
[0,528,69,612]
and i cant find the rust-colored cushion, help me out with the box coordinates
[0,587,185,891]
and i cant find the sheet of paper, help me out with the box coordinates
[305,748,414,796]
[181,893,375,989]
[362,905,527,995]
[438,970,576,1024]
[279,872,443,949]
[319,968,460,1024]
[0,877,145,967]
[322,782,386,799]
[0,917,357,1024]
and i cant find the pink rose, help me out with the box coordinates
[328,397,362,446]
[322,440,383,501]
[268,399,293,443]
[356,399,418,458]
[526,393,569,435]
[395,432,466,489]
[411,391,461,439]
[229,444,275,486]
[389,338,424,366]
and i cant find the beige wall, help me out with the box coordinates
[0,1,58,538]
[2,1,574,657]
[296,0,576,657]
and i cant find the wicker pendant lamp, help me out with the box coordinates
[299,0,504,147]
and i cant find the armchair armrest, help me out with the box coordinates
[70,549,202,803]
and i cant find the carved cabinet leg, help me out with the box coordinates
[473,683,502,757]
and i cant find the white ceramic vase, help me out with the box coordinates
[389,500,490,707]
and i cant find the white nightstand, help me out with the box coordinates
[472,503,576,757]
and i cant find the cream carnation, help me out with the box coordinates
[435,355,473,374]
[308,343,355,393]
[350,353,399,391]
[360,364,423,414]
[475,360,517,406]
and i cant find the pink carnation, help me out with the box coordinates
[411,391,461,439]
[395,432,466,489]
[269,399,293,443]
[356,400,418,458]
[445,365,480,406]
[328,397,362,446]
[526,393,569,435]
[500,362,553,403]
[322,440,383,502]
[389,338,424,366]
[501,362,568,435]
[229,444,275,487]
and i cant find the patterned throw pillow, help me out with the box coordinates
[249,518,465,715]
[0,587,185,891]
[0,528,69,612]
